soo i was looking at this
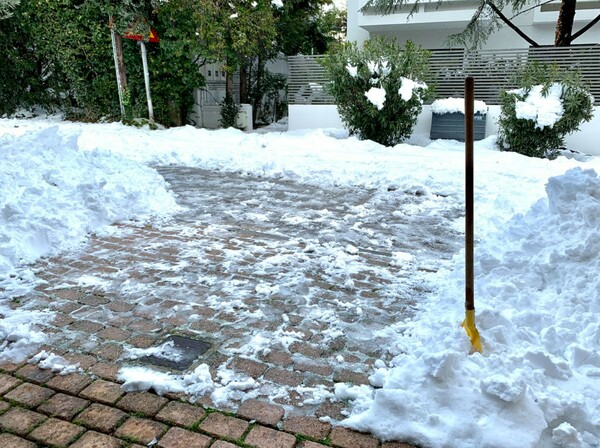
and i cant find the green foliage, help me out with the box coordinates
[498,63,594,159]
[219,95,240,128]
[246,64,288,124]
[322,37,431,146]
[275,0,346,55]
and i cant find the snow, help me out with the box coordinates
[511,83,564,129]
[2,115,600,447]
[365,87,386,110]
[431,97,488,115]
[399,77,428,102]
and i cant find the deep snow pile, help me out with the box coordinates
[339,167,600,448]
[0,125,178,361]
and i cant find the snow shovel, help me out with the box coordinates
[461,77,482,353]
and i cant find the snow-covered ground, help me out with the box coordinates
[1,116,600,447]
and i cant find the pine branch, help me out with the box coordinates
[509,0,555,20]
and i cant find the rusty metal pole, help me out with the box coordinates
[465,77,474,313]
[461,76,482,352]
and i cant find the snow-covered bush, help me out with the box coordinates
[498,63,594,159]
[322,38,431,146]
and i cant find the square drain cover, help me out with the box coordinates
[141,335,211,371]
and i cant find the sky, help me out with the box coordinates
[1,115,599,447]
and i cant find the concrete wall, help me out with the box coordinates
[347,0,600,49]
[289,104,600,156]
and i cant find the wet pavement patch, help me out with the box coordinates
[141,335,211,371]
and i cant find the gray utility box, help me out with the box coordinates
[430,112,486,141]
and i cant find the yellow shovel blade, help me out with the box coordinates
[461,309,483,353]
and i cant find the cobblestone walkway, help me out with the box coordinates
[2,167,463,447]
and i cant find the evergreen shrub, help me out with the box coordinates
[498,63,594,159]
[322,37,431,146]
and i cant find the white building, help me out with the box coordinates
[347,0,600,49]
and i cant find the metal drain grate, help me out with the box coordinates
[141,335,211,371]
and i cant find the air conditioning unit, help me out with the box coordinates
[236,104,253,131]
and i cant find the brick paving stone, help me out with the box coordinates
[155,401,206,427]
[333,369,370,386]
[46,372,93,395]
[0,372,22,394]
[107,301,136,313]
[28,417,85,446]
[382,443,418,448]
[15,364,55,384]
[0,433,37,448]
[264,368,305,387]
[293,361,333,377]
[282,416,331,440]
[116,391,169,417]
[87,362,119,381]
[95,343,124,361]
[70,430,123,448]
[229,357,269,379]
[157,427,212,448]
[237,399,284,426]
[69,320,105,334]
[0,361,23,373]
[198,412,249,440]
[289,342,323,358]
[80,380,125,405]
[63,353,98,370]
[210,441,239,448]
[52,313,75,327]
[0,400,9,413]
[75,403,127,433]
[4,382,55,408]
[298,442,329,448]
[128,334,159,349]
[127,318,163,333]
[37,393,90,420]
[0,407,47,435]
[97,327,132,342]
[244,425,297,448]
[260,350,293,367]
[114,416,167,445]
[330,427,379,448]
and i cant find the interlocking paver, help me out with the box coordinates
[264,368,305,387]
[237,399,284,426]
[70,430,123,448]
[15,364,55,384]
[95,343,124,361]
[228,357,269,379]
[0,407,47,435]
[46,372,93,395]
[157,426,212,448]
[63,353,97,369]
[244,425,297,448]
[198,412,249,440]
[0,433,37,448]
[80,380,124,404]
[298,441,329,448]
[0,361,23,373]
[37,392,90,419]
[114,416,167,445]
[28,417,85,446]
[97,326,132,342]
[330,426,379,448]
[382,443,418,448]
[0,400,9,413]
[116,391,169,416]
[210,441,239,448]
[87,362,119,381]
[76,403,127,433]
[0,372,22,394]
[282,416,331,440]
[155,401,206,427]
[4,382,55,407]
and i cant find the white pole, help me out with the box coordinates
[110,23,125,117]
[139,41,154,123]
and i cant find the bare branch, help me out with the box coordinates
[571,13,600,41]
[509,0,554,20]
[486,0,540,46]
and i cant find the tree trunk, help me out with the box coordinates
[114,32,128,91]
[226,71,234,100]
[252,58,265,125]
[240,62,249,104]
[555,0,577,46]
